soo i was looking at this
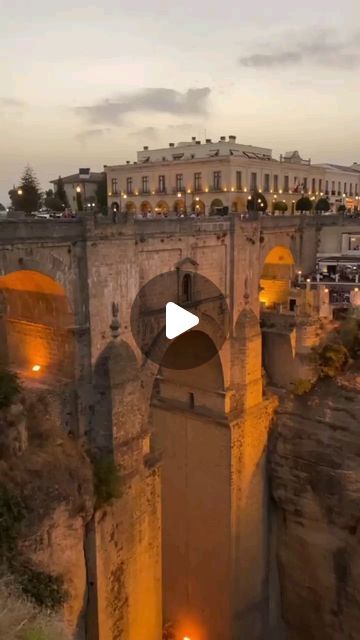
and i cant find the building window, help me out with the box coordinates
[319,179,322,192]
[126,177,133,195]
[349,235,360,251]
[344,182,347,195]
[159,175,166,193]
[338,181,341,195]
[331,180,335,194]
[350,183,353,196]
[182,273,192,302]
[303,177,308,192]
[142,176,149,194]
[176,174,184,191]
[356,184,358,196]
[236,171,242,190]
[111,178,118,195]
[325,180,329,194]
[213,171,221,190]
[283,175,289,192]
[312,178,316,193]
[194,172,202,192]
[250,172,257,191]
[273,174,278,192]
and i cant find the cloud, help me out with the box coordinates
[76,87,211,125]
[0,97,26,108]
[76,128,111,142]
[127,126,159,139]
[239,30,360,69]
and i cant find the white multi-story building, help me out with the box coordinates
[50,168,104,212]
[105,136,360,216]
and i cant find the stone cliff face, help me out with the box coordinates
[0,387,95,637]
[270,370,360,640]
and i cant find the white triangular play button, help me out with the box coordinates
[166,302,199,340]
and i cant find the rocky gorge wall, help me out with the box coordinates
[270,369,360,640]
[0,385,95,637]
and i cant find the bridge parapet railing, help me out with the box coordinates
[0,217,83,242]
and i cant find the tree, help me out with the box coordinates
[96,174,107,211]
[295,196,313,213]
[0,203,5,211]
[246,191,268,212]
[55,176,68,207]
[315,197,330,213]
[273,201,288,214]
[45,195,64,212]
[337,204,346,214]
[9,166,42,213]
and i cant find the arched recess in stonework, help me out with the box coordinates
[155,200,169,216]
[0,270,75,382]
[209,198,223,215]
[259,245,295,307]
[92,340,139,455]
[125,200,137,214]
[140,201,153,216]
[191,199,205,215]
[174,198,185,215]
[231,196,245,213]
[150,329,231,640]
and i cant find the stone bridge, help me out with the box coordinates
[0,214,345,640]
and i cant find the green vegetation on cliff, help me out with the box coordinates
[0,374,95,632]
[0,369,21,409]
[0,578,70,640]
[93,455,122,508]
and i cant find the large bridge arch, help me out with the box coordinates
[0,269,75,381]
[151,328,230,640]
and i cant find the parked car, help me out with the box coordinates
[34,211,51,219]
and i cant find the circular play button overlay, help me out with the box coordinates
[130,269,230,370]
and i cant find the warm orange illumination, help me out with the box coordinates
[76,186,81,193]
[183,637,191,640]
[32,364,41,372]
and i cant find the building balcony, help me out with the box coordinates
[211,185,223,192]
[155,188,168,195]
[173,187,186,194]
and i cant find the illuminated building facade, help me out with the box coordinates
[105,137,360,216]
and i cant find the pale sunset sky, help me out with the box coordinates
[1,0,360,204]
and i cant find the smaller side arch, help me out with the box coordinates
[259,245,295,307]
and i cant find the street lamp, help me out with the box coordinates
[17,188,23,196]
